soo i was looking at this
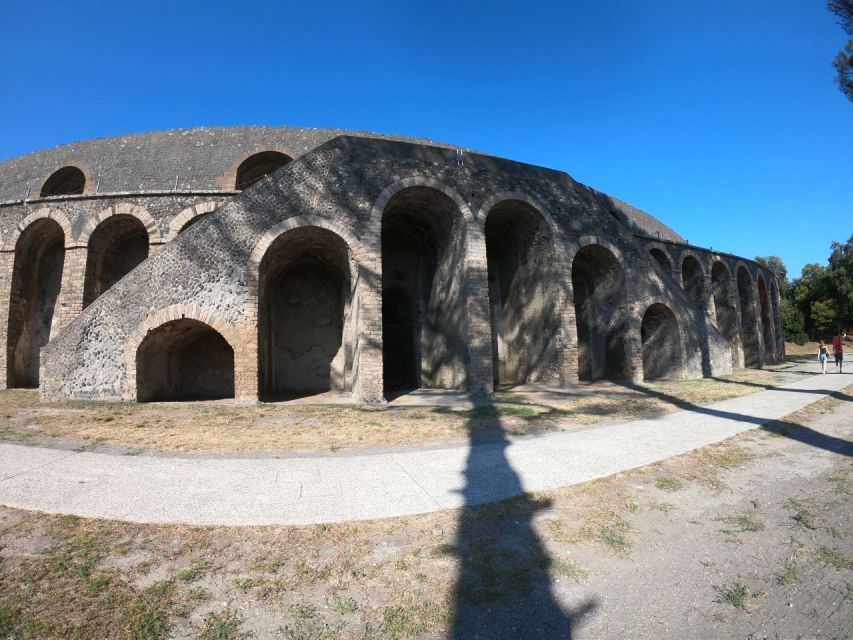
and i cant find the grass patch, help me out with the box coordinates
[595,521,632,553]
[716,513,765,536]
[714,580,758,610]
[775,560,801,587]
[786,499,819,530]
[177,559,210,582]
[200,609,250,640]
[551,558,588,583]
[817,546,853,570]
[655,476,683,492]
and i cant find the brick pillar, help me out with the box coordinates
[754,283,766,367]
[555,237,578,385]
[463,222,494,395]
[234,315,258,404]
[0,251,14,388]
[352,252,384,403]
[728,278,745,368]
[53,245,87,335]
[623,301,644,383]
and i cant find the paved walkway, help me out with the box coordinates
[1,371,850,526]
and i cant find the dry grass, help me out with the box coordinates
[1,385,849,639]
[0,368,789,454]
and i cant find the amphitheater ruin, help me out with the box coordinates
[0,126,784,404]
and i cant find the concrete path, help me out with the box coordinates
[0,372,850,526]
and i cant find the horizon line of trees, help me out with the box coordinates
[755,233,852,344]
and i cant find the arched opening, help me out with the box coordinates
[258,226,350,400]
[381,186,463,396]
[7,219,65,387]
[650,248,672,273]
[770,279,783,354]
[40,167,86,197]
[681,255,704,308]
[235,151,292,190]
[83,216,150,308]
[571,244,626,381]
[641,303,683,380]
[136,319,234,402]
[485,200,554,386]
[711,261,739,366]
[757,275,773,360]
[178,214,209,235]
[737,266,760,367]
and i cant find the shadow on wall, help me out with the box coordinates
[447,395,598,638]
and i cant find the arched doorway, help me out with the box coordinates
[737,266,760,366]
[711,261,739,366]
[258,226,350,400]
[136,319,234,402]
[571,244,626,381]
[7,219,65,387]
[641,303,683,380]
[681,255,704,309]
[485,200,554,386]
[235,151,292,190]
[650,248,672,273]
[381,186,463,396]
[757,275,773,360]
[83,215,149,308]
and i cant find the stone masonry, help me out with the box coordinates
[0,126,785,404]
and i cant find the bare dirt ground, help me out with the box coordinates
[1,381,850,639]
[0,367,796,456]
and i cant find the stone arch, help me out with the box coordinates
[164,201,220,241]
[484,198,557,386]
[217,148,295,191]
[474,191,560,232]
[711,260,739,366]
[641,303,684,380]
[681,254,705,309]
[571,242,627,381]
[371,177,475,226]
[256,225,354,400]
[81,207,156,308]
[6,217,66,387]
[380,183,469,395]
[757,273,774,360]
[76,203,162,247]
[736,264,760,366]
[649,247,672,273]
[3,208,73,252]
[35,161,94,198]
[123,304,240,401]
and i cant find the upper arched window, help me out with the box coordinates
[40,166,86,197]
[234,151,292,190]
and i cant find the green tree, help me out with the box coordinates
[811,299,838,338]
[828,233,853,330]
[780,298,808,344]
[829,0,853,101]
[754,255,788,295]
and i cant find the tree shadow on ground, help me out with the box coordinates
[446,396,597,639]
[614,381,852,457]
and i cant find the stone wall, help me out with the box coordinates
[0,131,785,403]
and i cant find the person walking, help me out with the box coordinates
[832,333,845,373]
[818,340,831,375]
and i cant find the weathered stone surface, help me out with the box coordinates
[0,126,784,404]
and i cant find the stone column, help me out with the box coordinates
[463,221,494,395]
[53,245,87,335]
[623,301,644,383]
[352,252,384,403]
[554,236,578,385]
[728,278,746,368]
[0,251,14,388]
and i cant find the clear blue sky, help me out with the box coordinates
[1,1,850,278]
